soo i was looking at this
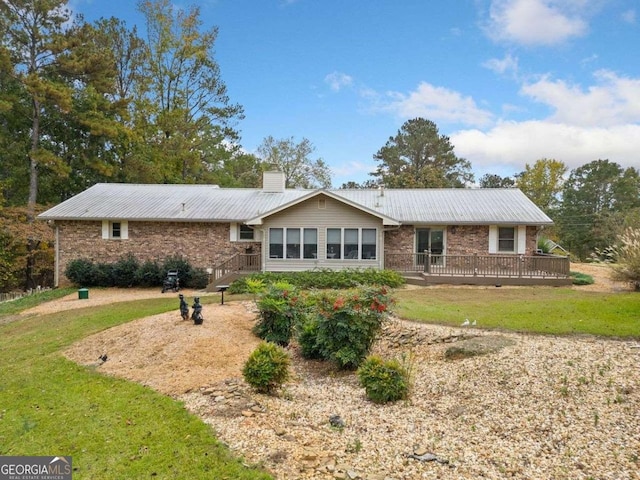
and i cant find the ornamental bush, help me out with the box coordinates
[253,282,307,346]
[242,342,291,394]
[612,227,640,291]
[312,286,394,370]
[357,355,409,404]
[112,254,140,287]
[297,317,325,360]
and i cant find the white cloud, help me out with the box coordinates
[521,70,640,127]
[451,121,640,172]
[483,53,519,76]
[486,0,588,46]
[376,82,494,127]
[622,9,636,24]
[324,72,354,92]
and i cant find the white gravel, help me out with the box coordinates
[182,318,640,480]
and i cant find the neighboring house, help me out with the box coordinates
[39,171,569,287]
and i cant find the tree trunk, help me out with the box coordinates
[27,97,41,217]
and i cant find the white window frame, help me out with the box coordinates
[489,225,526,254]
[326,227,377,260]
[239,224,255,241]
[102,220,128,240]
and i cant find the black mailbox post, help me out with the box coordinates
[217,285,229,305]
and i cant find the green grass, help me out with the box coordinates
[0,296,272,480]
[394,287,640,337]
[0,287,76,317]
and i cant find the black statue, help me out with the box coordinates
[191,297,203,325]
[179,294,189,321]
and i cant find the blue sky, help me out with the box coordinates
[71,0,640,187]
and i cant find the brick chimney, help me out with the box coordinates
[262,170,286,192]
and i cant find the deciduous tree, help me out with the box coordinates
[515,159,566,212]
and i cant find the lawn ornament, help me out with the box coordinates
[179,294,189,320]
[191,297,203,325]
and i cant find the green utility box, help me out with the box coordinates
[78,288,89,300]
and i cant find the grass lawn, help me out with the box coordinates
[0,295,272,480]
[394,287,640,337]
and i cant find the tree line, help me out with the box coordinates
[1,1,639,291]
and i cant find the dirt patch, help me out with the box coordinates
[64,301,261,395]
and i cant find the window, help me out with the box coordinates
[498,227,515,252]
[344,228,359,259]
[269,228,283,258]
[326,228,377,260]
[286,228,301,258]
[362,229,377,259]
[239,224,254,240]
[303,228,317,259]
[327,228,341,259]
[102,220,128,240]
[111,222,121,238]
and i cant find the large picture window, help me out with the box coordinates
[326,228,377,260]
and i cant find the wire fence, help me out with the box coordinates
[0,287,52,304]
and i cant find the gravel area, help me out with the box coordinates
[46,265,640,479]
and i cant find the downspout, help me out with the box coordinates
[54,223,59,287]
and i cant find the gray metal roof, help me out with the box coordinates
[38,183,553,225]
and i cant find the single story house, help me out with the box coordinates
[38,171,570,287]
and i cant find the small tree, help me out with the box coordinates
[612,227,640,291]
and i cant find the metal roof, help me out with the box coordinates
[38,183,553,225]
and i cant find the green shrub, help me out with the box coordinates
[297,317,325,360]
[112,254,140,287]
[242,342,291,394]
[313,286,394,370]
[253,282,306,346]
[135,260,163,287]
[357,355,409,404]
[64,259,95,286]
[229,268,405,294]
[189,268,210,289]
[570,271,595,285]
[92,262,115,287]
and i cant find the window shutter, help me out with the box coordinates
[121,221,129,240]
[102,221,109,239]
[517,225,526,254]
[230,223,238,241]
[488,225,498,254]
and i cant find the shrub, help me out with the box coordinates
[570,271,595,286]
[612,227,640,290]
[357,355,409,404]
[64,259,95,286]
[297,317,325,360]
[253,282,306,346]
[242,342,291,394]
[189,268,210,289]
[135,260,163,287]
[112,254,140,287]
[228,268,405,294]
[91,262,115,287]
[313,286,394,370]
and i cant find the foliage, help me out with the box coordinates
[371,118,474,188]
[0,297,272,479]
[253,282,307,346]
[312,286,394,370]
[515,158,567,212]
[570,271,595,286]
[112,254,140,287]
[357,355,409,404]
[64,255,205,288]
[612,227,640,291]
[479,173,515,188]
[242,342,291,394]
[134,260,163,287]
[229,268,405,294]
[296,317,325,360]
[256,136,331,188]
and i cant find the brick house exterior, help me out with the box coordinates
[40,172,556,286]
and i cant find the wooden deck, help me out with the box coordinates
[385,253,572,286]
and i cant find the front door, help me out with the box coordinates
[416,228,444,265]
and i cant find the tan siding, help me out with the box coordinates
[262,194,384,271]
